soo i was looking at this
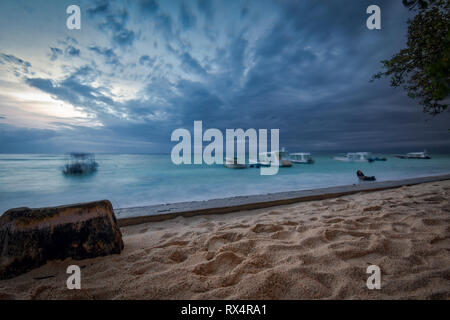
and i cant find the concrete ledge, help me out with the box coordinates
[116,174,450,227]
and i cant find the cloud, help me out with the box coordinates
[180,52,206,75]
[88,45,120,65]
[87,2,136,47]
[112,28,135,47]
[240,1,249,17]
[0,53,30,66]
[0,122,161,153]
[25,65,115,117]
[66,36,79,45]
[139,55,156,66]
[66,45,81,57]
[154,13,174,40]
[0,52,32,74]
[0,123,61,153]
[1,0,449,154]
[180,2,197,30]
[138,0,159,14]
[197,0,213,20]
[49,47,63,61]
[86,0,109,15]
[49,44,80,61]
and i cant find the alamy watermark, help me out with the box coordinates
[366,5,381,30]
[366,265,381,289]
[66,265,81,290]
[171,121,280,175]
[66,5,81,30]
[66,4,380,31]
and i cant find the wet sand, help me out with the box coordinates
[1,180,449,299]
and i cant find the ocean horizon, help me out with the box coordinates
[1,153,450,214]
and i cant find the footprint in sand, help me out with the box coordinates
[192,251,243,276]
[423,195,447,203]
[324,217,345,224]
[422,218,449,226]
[391,223,410,233]
[161,232,177,239]
[205,251,215,260]
[220,273,244,287]
[280,220,298,226]
[154,240,190,249]
[363,206,381,212]
[323,229,368,242]
[295,225,309,233]
[251,224,284,233]
[168,250,188,263]
[218,223,250,231]
[206,232,243,251]
[271,230,295,240]
[0,293,14,299]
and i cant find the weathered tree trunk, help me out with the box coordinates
[0,200,124,280]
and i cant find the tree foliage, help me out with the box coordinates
[372,0,449,115]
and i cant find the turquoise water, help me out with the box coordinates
[1,153,450,213]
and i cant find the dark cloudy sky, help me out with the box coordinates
[0,0,449,153]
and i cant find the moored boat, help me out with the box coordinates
[63,153,98,175]
[333,152,370,162]
[368,156,387,162]
[289,152,314,164]
[251,149,293,167]
[395,151,431,159]
[224,157,248,169]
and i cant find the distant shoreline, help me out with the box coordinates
[115,173,450,227]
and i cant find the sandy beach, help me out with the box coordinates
[1,180,449,300]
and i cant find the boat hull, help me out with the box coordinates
[280,160,293,167]
[63,163,98,175]
[253,160,293,167]
[291,160,314,164]
[333,157,368,162]
[395,155,431,159]
[224,163,247,169]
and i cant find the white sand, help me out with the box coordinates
[1,180,449,299]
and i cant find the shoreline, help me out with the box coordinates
[116,173,450,227]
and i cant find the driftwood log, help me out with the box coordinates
[0,200,123,280]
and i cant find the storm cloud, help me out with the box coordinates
[0,0,448,154]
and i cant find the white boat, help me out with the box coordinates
[289,152,314,164]
[333,152,370,162]
[224,157,248,169]
[251,149,293,167]
[395,151,431,159]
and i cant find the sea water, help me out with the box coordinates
[1,153,450,214]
